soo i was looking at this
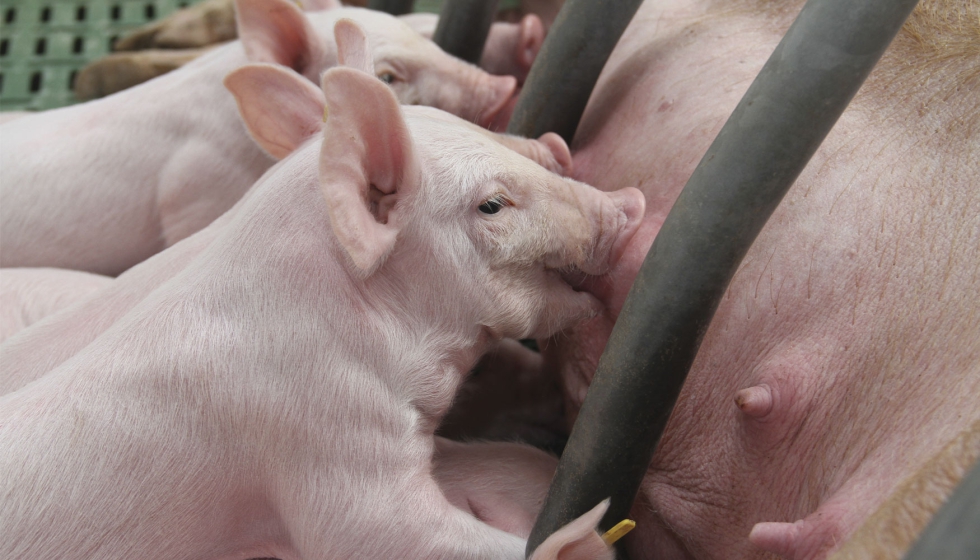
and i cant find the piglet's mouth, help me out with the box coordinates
[552,265,617,308]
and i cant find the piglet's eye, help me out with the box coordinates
[378,72,396,84]
[478,195,508,215]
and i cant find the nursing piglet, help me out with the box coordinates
[0,0,516,276]
[0,63,643,559]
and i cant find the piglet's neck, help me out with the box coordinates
[220,147,488,432]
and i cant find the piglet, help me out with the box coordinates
[0,0,516,276]
[0,268,112,343]
[0,61,643,559]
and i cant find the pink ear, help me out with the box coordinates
[299,0,341,11]
[235,0,328,80]
[518,14,545,71]
[528,500,615,560]
[319,67,419,275]
[334,19,373,75]
[224,63,326,160]
[537,132,573,175]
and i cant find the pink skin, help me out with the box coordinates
[0,0,516,277]
[0,65,575,396]
[0,66,640,559]
[0,268,112,343]
[539,1,980,559]
[433,437,559,539]
[479,14,545,85]
[399,13,545,132]
[398,12,543,84]
[435,436,630,560]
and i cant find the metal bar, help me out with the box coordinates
[432,0,500,64]
[525,0,921,556]
[506,0,643,142]
[366,0,415,16]
[903,457,980,559]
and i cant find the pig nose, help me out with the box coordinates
[604,187,645,269]
[572,187,644,277]
[477,75,518,129]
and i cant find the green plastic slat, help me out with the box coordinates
[0,0,204,111]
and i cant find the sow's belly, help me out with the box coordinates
[548,2,980,560]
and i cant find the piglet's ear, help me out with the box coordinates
[319,67,419,276]
[224,63,326,160]
[528,500,615,560]
[235,0,327,80]
[334,19,373,75]
[298,0,341,11]
[518,14,545,73]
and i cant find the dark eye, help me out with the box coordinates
[378,72,396,84]
[478,196,508,215]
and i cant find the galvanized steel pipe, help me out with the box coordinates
[506,0,643,142]
[525,0,921,556]
[432,0,500,64]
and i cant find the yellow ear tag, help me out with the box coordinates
[601,519,636,546]
[294,0,304,8]
[322,105,329,123]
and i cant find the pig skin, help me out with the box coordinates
[0,66,643,559]
[537,0,980,559]
[0,268,112,343]
[0,0,516,276]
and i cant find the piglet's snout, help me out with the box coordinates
[604,187,645,268]
[571,186,645,276]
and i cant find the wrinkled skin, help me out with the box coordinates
[541,0,980,559]
[0,66,639,559]
[0,0,515,276]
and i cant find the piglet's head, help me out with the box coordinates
[236,0,515,130]
[317,67,644,340]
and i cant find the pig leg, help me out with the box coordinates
[0,268,112,343]
[278,469,609,560]
[433,437,558,538]
[0,387,291,559]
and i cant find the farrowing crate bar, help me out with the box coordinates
[507,0,923,557]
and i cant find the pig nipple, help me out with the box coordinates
[734,385,773,418]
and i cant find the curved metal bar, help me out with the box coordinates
[432,0,500,64]
[903,457,980,559]
[506,0,643,142]
[525,0,921,556]
[366,0,415,16]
